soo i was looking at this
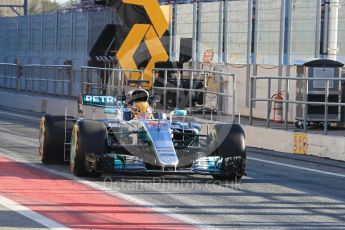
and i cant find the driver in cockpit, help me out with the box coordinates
[127,89,153,119]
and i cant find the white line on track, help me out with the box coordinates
[0,110,41,121]
[0,195,70,230]
[248,157,345,178]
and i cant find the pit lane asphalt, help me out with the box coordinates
[0,106,345,229]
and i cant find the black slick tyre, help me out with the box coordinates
[39,115,74,164]
[70,120,106,177]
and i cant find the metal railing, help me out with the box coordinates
[152,68,236,122]
[0,63,73,97]
[1,63,238,123]
[23,64,73,97]
[0,63,19,90]
[80,66,143,95]
[250,76,345,135]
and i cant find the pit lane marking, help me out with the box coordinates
[248,157,345,178]
[0,195,70,230]
[0,148,204,230]
[0,111,41,121]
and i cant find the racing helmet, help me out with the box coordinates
[127,89,149,105]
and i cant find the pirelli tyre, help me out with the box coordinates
[70,120,106,177]
[39,115,74,164]
[210,124,246,181]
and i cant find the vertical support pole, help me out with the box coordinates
[24,0,28,16]
[164,70,167,112]
[303,79,308,132]
[324,80,330,135]
[285,0,293,88]
[68,65,72,97]
[192,1,198,67]
[45,68,48,95]
[284,77,290,130]
[322,1,330,58]
[176,70,181,109]
[249,76,254,125]
[328,0,339,61]
[189,71,194,115]
[266,78,272,128]
[217,72,221,121]
[70,11,74,60]
[25,66,28,93]
[117,70,121,93]
[196,1,201,64]
[223,0,229,64]
[315,0,322,58]
[218,1,224,63]
[80,68,84,95]
[246,0,253,107]
[278,0,286,92]
[203,73,207,119]
[232,74,236,123]
[170,2,177,62]
[152,69,155,96]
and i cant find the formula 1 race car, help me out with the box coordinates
[39,81,246,181]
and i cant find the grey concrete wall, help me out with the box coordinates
[0,8,118,69]
[200,1,221,63]
[227,0,249,64]
[244,124,345,162]
[289,0,318,62]
[175,3,193,61]
[256,0,282,65]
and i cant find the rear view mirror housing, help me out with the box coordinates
[149,95,161,103]
[116,94,126,102]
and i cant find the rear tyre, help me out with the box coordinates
[210,124,246,158]
[210,124,246,181]
[70,120,106,177]
[39,115,74,164]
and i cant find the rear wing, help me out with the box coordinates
[82,95,124,107]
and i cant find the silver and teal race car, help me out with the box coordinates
[39,83,246,181]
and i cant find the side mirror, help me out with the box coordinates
[149,95,161,103]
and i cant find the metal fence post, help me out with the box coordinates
[217,72,221,121]
[152,69,155,96]
[176,70,181,109]
[189,71,194,115]
[324,80,330,135]
[232,74,236,123]
[249,76,254,125]
[266,78,272,128]
[303,79,308,131]
[80,67,84,95]
[68,65,72,97]
[163,70,167,112]
[284,77,290,130]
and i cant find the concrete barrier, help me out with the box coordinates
[0,91,344,162]
[0,91,75,115]
[243,125,345,162]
